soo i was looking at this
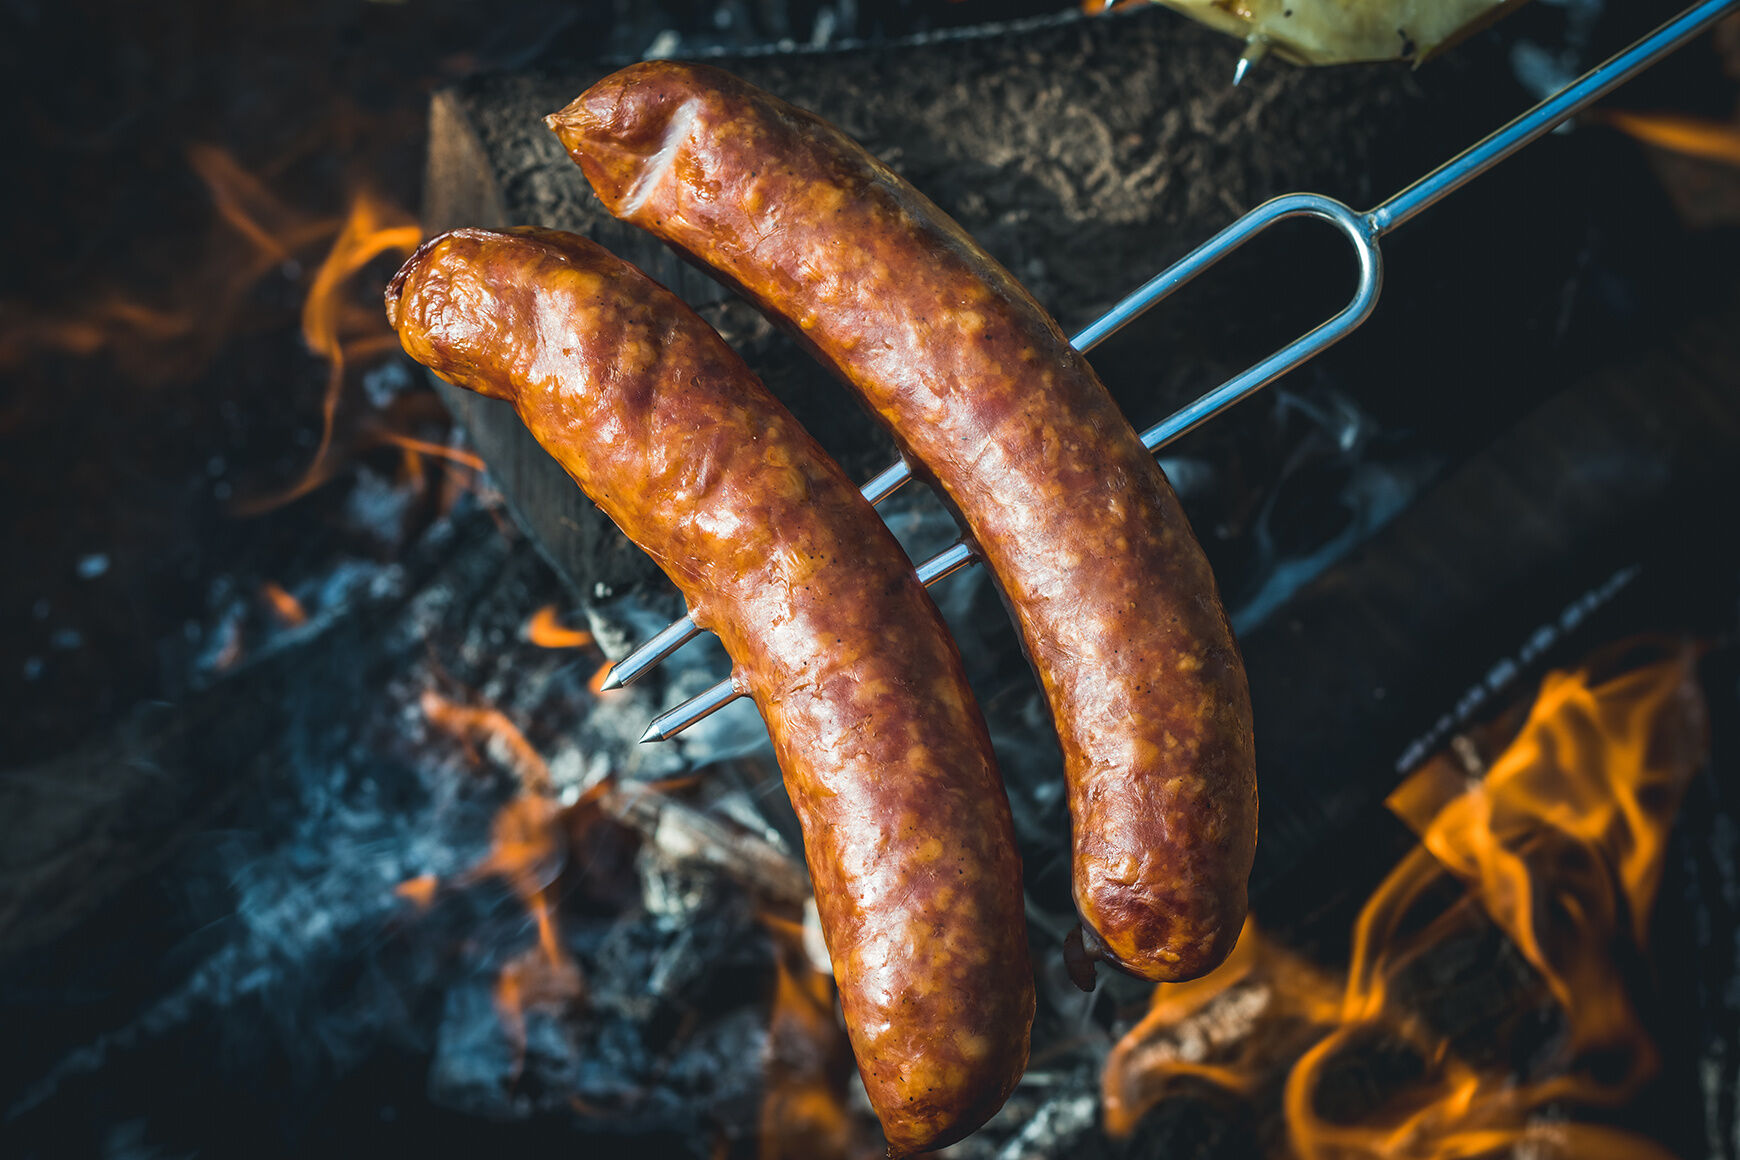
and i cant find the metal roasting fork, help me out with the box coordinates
[614,0,1738,744]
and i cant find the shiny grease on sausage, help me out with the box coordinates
[548,63,1258,983]
[386,227,1033,1155]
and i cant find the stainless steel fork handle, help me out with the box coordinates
[625,0,1738,740]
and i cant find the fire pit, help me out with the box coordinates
[4,0,1740,1157]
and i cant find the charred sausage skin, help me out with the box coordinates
[386,227,1033,1155]
[549,63,1257,982]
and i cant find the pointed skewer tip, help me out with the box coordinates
[598,665,626,691]
[638,721,664,744]
[1232,55,1251,87]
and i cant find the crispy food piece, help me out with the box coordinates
[387,227,1034,1155]
[549,63,1257,983]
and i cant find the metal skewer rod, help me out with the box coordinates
[632,0,1737,742]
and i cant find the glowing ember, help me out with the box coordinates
[1104,646,1706,1159]
[525,604,595,650]
[260,581,308,627]
[374,431,485,474]
[395,874,439,909]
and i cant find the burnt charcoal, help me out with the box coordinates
[1120,1083,1258,1160]
[0,499,783,1157]
[428,976,581,1117]
[1652,643,1740,1160]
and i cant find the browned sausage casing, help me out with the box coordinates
[548,63,1257,983]
[386,227,1033,1155]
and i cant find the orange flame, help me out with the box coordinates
[417,687,597,1077]
[526,605,595,650]
[419,689,552,794]
[260,581,308,627]
[298,191,421,481]
[395,874,438,908]
[759,918,871,1160]
[588,660,618,695]
[236,189,421,513]
[521,605,617,692]
[185,143,340,274]
[0,145,337,373]
[493,939,586,1082]
[374,431,485,474]
[0,297,199,369]
[1104,646,1706,1159]
[1599,109,1740,167]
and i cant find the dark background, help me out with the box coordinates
[4,1,1739,1158]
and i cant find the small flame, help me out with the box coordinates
[374,431,485,474]
[1104,646,1706,1158]
[0,297,198,368]
[460,794,570,972]
[395,874,438,908]
[493,940,586,1082]
[1598,109,1740,167]
[417,688,601,1078]
[420,689,552,794]
[260,581,308,627]
[526,604,595,650]
[521,605,617,692]
[0,145,335,373]
[295,192,421,492]
[185,144,340,275]
[588,660,618,695]
[759,918,869,1160]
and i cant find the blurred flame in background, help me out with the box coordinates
[522,604,618,694]
[415,688,591,1081]
[0,143,337,374]
[270,190,423,509]
[1599,109,1740,167]
[259,581,308,627]
[1104,645,1706,1159]
[1,138,427,508]
[526,605,595,649]
[760,914,869,1160]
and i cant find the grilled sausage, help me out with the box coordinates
[386,227,1034,1155]
[548,63,1257,983]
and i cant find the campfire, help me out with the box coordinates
[5,0,1740,1158]
[1105,645,1706,1160]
